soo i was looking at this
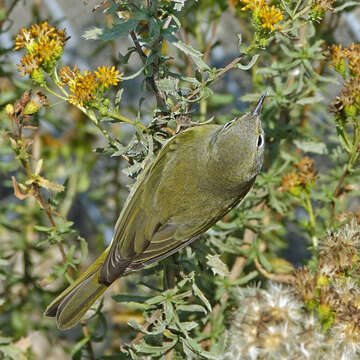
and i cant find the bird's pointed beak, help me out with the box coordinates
[252,91,267,117]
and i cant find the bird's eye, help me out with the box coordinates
[257,134,264,148]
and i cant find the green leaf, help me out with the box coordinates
[133,338,177,355]
[0,259,9,266]
[258,252,272,272]
[78,236,88,262]
[206,254,230,278]
[145,295,166,305]
[335,1,359,11]
[128,319,166,335]
[192,282,212,312]
[172,0,187,11]
[231,270,258,285]
[82,27,104,40]
[177,304,207,313]
[115,89,124,107]
[156,77,179,95]
[71,337,89,358]
[237,54,259,71]
[0,337,13,345]
[0,344,27,360]
[33,225,52,232]
[294,140,328,154]
[241,93,262,102]
[182,337,221,360]
[208,93,235,107]
[171,41,210,71]
[177,321,198,331]
[85,16,142,41]
[123,162,142,178]
[296,95,322,105]
[164,301,175,323]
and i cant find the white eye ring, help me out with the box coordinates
[257,134,264,148]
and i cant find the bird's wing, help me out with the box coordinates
[99,145,169,284]
[128,194,244,268]
[99,127,251,285]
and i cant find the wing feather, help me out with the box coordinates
[99,126,252,284]
[99,143,174,284]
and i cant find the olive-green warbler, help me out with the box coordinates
[45,94,266,330]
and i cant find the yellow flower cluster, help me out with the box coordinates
[239,0,283,31]
[310,0,335,21]
[239,0,265,10]
[59,65,122,107]
[15,22,67,77]
[258,4,283,31]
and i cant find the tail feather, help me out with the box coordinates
[45,249,110,330]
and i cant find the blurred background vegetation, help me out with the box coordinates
[1,0,360,359]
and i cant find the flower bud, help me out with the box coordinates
[99,105,109,116]
[24,91,49,115]
[317,275,330,286]
[23,100,40,115]
[334,59,347,77]
[344,104,357,118]
[30,68,46,85]
[5,104,14,116]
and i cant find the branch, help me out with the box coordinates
[0,0,20,31]
[31,184,70,276]
[81,320,96,360]
[329,167,349,227]
[130,30,167,110]
[172,56,244,113]
[254,257,296,284]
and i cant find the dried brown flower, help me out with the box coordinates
[312,0,335,13]
[328,43,360,79]
[331,78,360,117]
[345,43,360,78]
[294,267,317,303]
[279,157,317,193]
[296,157,318,186]
[279,172,300,192]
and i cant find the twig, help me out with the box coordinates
[172,56,244,113]
[329,125,360,226]
[201,253,247,346]
[165,348,174,360]
[203,20,219,62]
[81,320,96,360]
[105,109,148,132]
[254,257,296,283]
[130,30,167,110]
[31,184,71,276]
[212,56,244,82]
[129,309,163,347]
[0,0,20,30]
[329,167,349,227]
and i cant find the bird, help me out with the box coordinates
[45,93,266,330]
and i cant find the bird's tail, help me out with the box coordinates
[44,248,109,330]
